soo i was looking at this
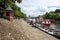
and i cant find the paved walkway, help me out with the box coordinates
[14,19,59,40]
[0,19,28,40]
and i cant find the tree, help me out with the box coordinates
[55,9,60,13]
[0,0,26,18]
[0,0,22,9]
[43,10,60,21]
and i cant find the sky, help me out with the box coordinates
[16,0,60,17]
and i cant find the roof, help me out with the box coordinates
[5,5,12,11]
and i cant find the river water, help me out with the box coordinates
[50,23,60,31]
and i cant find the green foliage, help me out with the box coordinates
[43,9,60,21]
[55,9,60,13]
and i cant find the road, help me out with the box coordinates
[14,19,59,40]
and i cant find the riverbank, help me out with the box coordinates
[0,18,59,40]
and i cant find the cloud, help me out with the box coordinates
[16,0,60,17]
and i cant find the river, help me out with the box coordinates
[50,23,60,31]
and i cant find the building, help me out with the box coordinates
[0,5,14,21]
